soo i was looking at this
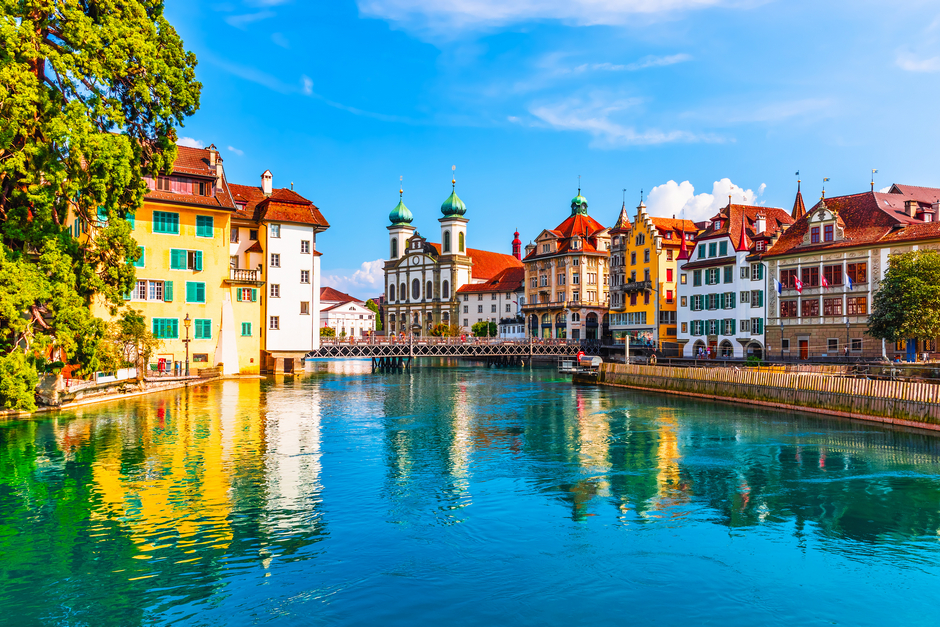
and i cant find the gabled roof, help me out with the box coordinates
[320,287,364,303]
[229,183,330,228]
[321,301,373,313]
[765,186,940,258]
[523,213,609,260]
[456,267,525,293]
[888,184,940,201]
[427,243,523,280]
[609,203,632,234]
[650,217,699,248]
[144,144,237,210]
[694,204,792,251]
[792,185,806,220]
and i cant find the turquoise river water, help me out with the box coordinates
[2,360,940,626]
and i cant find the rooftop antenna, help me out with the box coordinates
[796,170,800,193]
[399,175,403,199]
[578,174,581,195]
[452,165,456,189]
[622,188,626,204]
[640,188,644,203]
[871,169,878,192]
[822,177,830,199]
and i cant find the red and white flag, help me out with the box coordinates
[821,275,829,289]
[794,277,804,293]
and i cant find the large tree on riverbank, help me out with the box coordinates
[869,250,940,344]
[0,0,201,409]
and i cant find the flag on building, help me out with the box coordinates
[846,275,853,290]
[794,277,804,293]
[821,275,829,289]
[775,279,783,295]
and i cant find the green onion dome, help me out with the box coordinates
[389,198,413,225]
[570,192,588,216]
[441,190,467,217]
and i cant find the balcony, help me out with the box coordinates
[622,280,653,293]
[521,300,565,312]
[226,268,264,285]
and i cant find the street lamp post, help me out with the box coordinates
[183,313,192,377]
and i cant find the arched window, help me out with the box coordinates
[426,280,433,300]
[389,284,396,301]
[442,280,450,299]
[400,283,406,300]
[389,314,396,323]
[541,314,551,324]
[571,313,580,322]
[391,237,398,258]
[443,231,451,253]
[587,313,598,324]
[412,278,420,300]
[442,311,450,321]
[458,232,465,252]
[556,313,566,324]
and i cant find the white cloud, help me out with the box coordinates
[645,178,763,222]
[526,93,719,148]
[227,146,244,156]
[178,136,204,148]
[579,54,693,73]
[358,0,729,34]
[225,10,275,29]
[896,52,940,72]
[301,75,314,95]
[325,260,386,297]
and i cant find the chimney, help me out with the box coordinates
[261,170,273,196]
[755,213,766,234]
[905,199,918,218]
[207,144,218,166]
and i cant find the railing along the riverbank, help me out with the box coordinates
[598,363,940,430]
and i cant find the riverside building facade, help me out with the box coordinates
[383,182,522,335]
[521,191,611,340]
[229,172,330,374]
[764,184,940,361]
[607,200,697,354]
[676,203,793,359]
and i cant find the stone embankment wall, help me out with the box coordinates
[598,363,940,431]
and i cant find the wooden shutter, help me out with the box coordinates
[170,249,186,269]
[164,281,173,302]
[194,251,203,272]
[237,288,243,302]
[251,288,258,302]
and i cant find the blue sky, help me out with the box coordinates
[166,0,940,297]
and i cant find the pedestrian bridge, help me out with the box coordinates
[307,337,594,363]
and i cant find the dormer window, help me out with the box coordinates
[714,220,723,230]
[824,225,834,242]
[811,227,820,244]
[756,240,765,252]
[664,231,672,240]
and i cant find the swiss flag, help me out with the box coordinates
[821,275,829,289]
[794,277,804,293]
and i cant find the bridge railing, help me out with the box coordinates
[319,337,582,347]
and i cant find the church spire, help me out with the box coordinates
[791,179,806,220]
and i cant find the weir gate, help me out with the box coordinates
[307,338,594,370]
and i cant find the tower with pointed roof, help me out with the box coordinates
[791,180,806,220]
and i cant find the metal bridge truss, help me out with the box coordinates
[307,340,600,361]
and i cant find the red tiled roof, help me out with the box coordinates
[320,287,364,303]
[456,267,525,293]
[608,203,632,234]
[765,189,940,258]
[522,212,609,261]
[791,188,807,220]
[144,145,237,210]
[427,243,523,280]
[889,184,940,201]
[229,183,330,228]
[650,217,699,248]
[321,301,370,312]
[692,204,792,257]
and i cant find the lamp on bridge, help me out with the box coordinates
[183,313,192,377]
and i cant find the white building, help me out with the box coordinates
[454,267,526,337]
[383,182,522,335]
[677,203,793,359]
[229,171,330,374]
[321,301,377,338]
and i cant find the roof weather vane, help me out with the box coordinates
[871,169,878,192]
[622,188,627,203]
[822,177,830,198]
[795,170,801,192]
[399,175,403,198]
[452,165,456,189]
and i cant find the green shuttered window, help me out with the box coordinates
[195,319,212,339]
[241,322,252,336]
[170,249,203,271]
[196,215,213,238]
[153,211,180,234]
[186,281,206,303]
[164,281,173,302]
[134,247,145,268]
[152,318,179,339]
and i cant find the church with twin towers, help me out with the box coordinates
[383,175,524,335]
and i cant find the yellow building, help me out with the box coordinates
[608,200,697,355]
[89,144,261,375]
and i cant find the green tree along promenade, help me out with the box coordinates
[869,250,940,345]
[472,321,497,337]
[366,299,382,331]
[0,1,200,409]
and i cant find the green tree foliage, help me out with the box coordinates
[99,309,161,374]
[365,299,382,331]
[869,250,940,343]
[0,1,200,408]
[472,321,498,337]
[429,323,463,337]
[320,327,336,338]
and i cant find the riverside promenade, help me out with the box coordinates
[597,363,940,431]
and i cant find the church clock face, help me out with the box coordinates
[411,256,420,265]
